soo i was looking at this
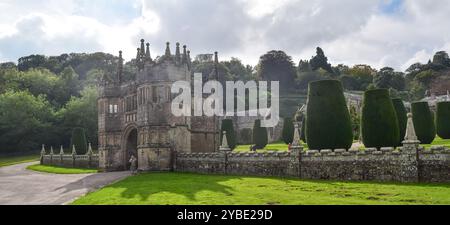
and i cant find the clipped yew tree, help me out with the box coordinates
[411,102,436,144]
[300,116,306,143]
[220,119,237,150]
[70,127,88,154]
[392,98,407,146]
[305,80,353,150]
[436,101,450,139]
[253,119,268,149]
[282,117,294,144]
[361,89,399,148]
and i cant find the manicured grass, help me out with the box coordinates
[0,154,39,167]
[72,172,450,205]
[235,137,450,152]
[422,136,450,149]
[27,164,97,174]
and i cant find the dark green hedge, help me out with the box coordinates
[305,80,353,150]
[253,119,268,149]
[436,101,450,139]
[70,127,88,154]
[300,116,306,143]
[411,102,436,144]
[282,117,294,144]
[361,89,399,148]
[221,119,237,150]
[392,98,407,146]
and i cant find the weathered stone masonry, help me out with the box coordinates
[174,146,450,183]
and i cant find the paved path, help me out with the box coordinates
[0,162,130,205]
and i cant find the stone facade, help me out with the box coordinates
[97,40,219,172]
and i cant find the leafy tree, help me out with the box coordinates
[57,86,98,147]
[252,119,268,149]
[281,117,294,144]
[0,91,55,153]
[373,67,405,91]
[222,57,254,81]
[309,47,335,75]
[296,71,326,90]
[256,50,296,89]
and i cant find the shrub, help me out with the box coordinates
[361,89,399,148]
[305,80,353,150]
[252,119,268,149]
[220,119,236,150]
[391,98,407,146]
[436,101,450,139]
[70,127,88,154]
[282,117,294,144]
[411,102,436,144]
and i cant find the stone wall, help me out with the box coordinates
[41,154,99,169]
[174,146,450,183]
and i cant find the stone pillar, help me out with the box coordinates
[291,122,303,177]
[401,113,420,182]
[40,144,46,164]
[219,131,231,174]
[60,145,64,163]
[50,146,54,164]
[87,143,93,168]
[72,145,77,168]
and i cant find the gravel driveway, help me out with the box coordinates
[0,162,130,205]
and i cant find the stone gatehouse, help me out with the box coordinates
[97,40,220,172]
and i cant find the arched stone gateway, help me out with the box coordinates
[123,126,138,170]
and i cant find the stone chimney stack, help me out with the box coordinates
[175,42,181,63]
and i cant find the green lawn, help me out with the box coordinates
[235,137,450,152]
[27,164,97,174]
[0,154,39,167]
[72,172,450,205]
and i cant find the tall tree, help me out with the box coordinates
[256,50,296,89]
[309,47,335,75]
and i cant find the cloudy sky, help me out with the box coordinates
[0,0,449,71]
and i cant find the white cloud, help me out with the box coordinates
[0,0,450,71]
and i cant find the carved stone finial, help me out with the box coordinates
[59,145,64,155]
[403,113,419,142]
[165,42,171,57]
[40,144,46,156]
[145,43,152,61]
[175,42,181,63]
[87,143,93,156]
[72,145,77,155]
[292,123,301,147]
[219,131,231,151]
[136,48,141,61]
[50,146,54,155]
[182,45,187,64]
[140,39,145,57]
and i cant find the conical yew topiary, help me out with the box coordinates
[282,117,294,144]
[411,102,436,144]
[361,89,399,148]
[305,80,353,150]
[253,119,268,149]
[436,101,450,139]
[220,119,237,150]
[392,98,407,146]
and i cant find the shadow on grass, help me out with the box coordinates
[114,172,237,202]
[73,171,450,205]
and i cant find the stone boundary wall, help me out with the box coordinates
[174,146,450,183]
[41,154,99,169]
[40,145,99,169]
